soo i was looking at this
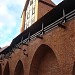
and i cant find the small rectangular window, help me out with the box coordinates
[30,0,33,5]
[27,11,30,19]
[25,22,29,29]
[32,7,35,15]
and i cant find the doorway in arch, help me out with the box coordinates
[29,44,60,75]
[3,62,10,75]
[14,60,24,75]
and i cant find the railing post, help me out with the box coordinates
[28,32,30,43]
[21,37,23,43]
[21,37,28,46]
[8,49,12,58]
[42,23,44,35]
[58,9,66,29]
[62,9,66,23]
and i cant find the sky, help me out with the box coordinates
[0,0,63,48]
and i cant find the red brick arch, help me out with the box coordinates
[72,62,75,75]
[29,44,60,75]
[14,60,24,75]
[3,62,10,75]
[0,64,2,75]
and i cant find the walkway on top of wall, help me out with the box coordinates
[0,0,75,59]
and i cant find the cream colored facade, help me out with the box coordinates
[20,0,55,33]
[25,0,38,29]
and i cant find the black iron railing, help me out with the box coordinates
[0,0,75,60]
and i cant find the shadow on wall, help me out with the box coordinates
[3,62,10,75]
[29,44,60,75]
[14,60,24,75]
[72,62,75,75]
[0,64,2,75]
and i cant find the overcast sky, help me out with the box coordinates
[0,0,63,48]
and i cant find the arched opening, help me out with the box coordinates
[72,62,75,75]
[14,60,24,75]
[3,62,10,75]
[29,44,59,75]
[0,64,2,75]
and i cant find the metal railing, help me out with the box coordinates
[0,8,75,60]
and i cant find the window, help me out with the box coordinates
[25,22,29,29]
[32,7,35,15]
[27,11,30,19]
[30,0,33,5]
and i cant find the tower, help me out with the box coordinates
[20,0,56,33]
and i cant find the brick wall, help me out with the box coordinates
[0,18,75,75]
[38,0,55,19]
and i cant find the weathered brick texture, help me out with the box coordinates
[0,19,75,75]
